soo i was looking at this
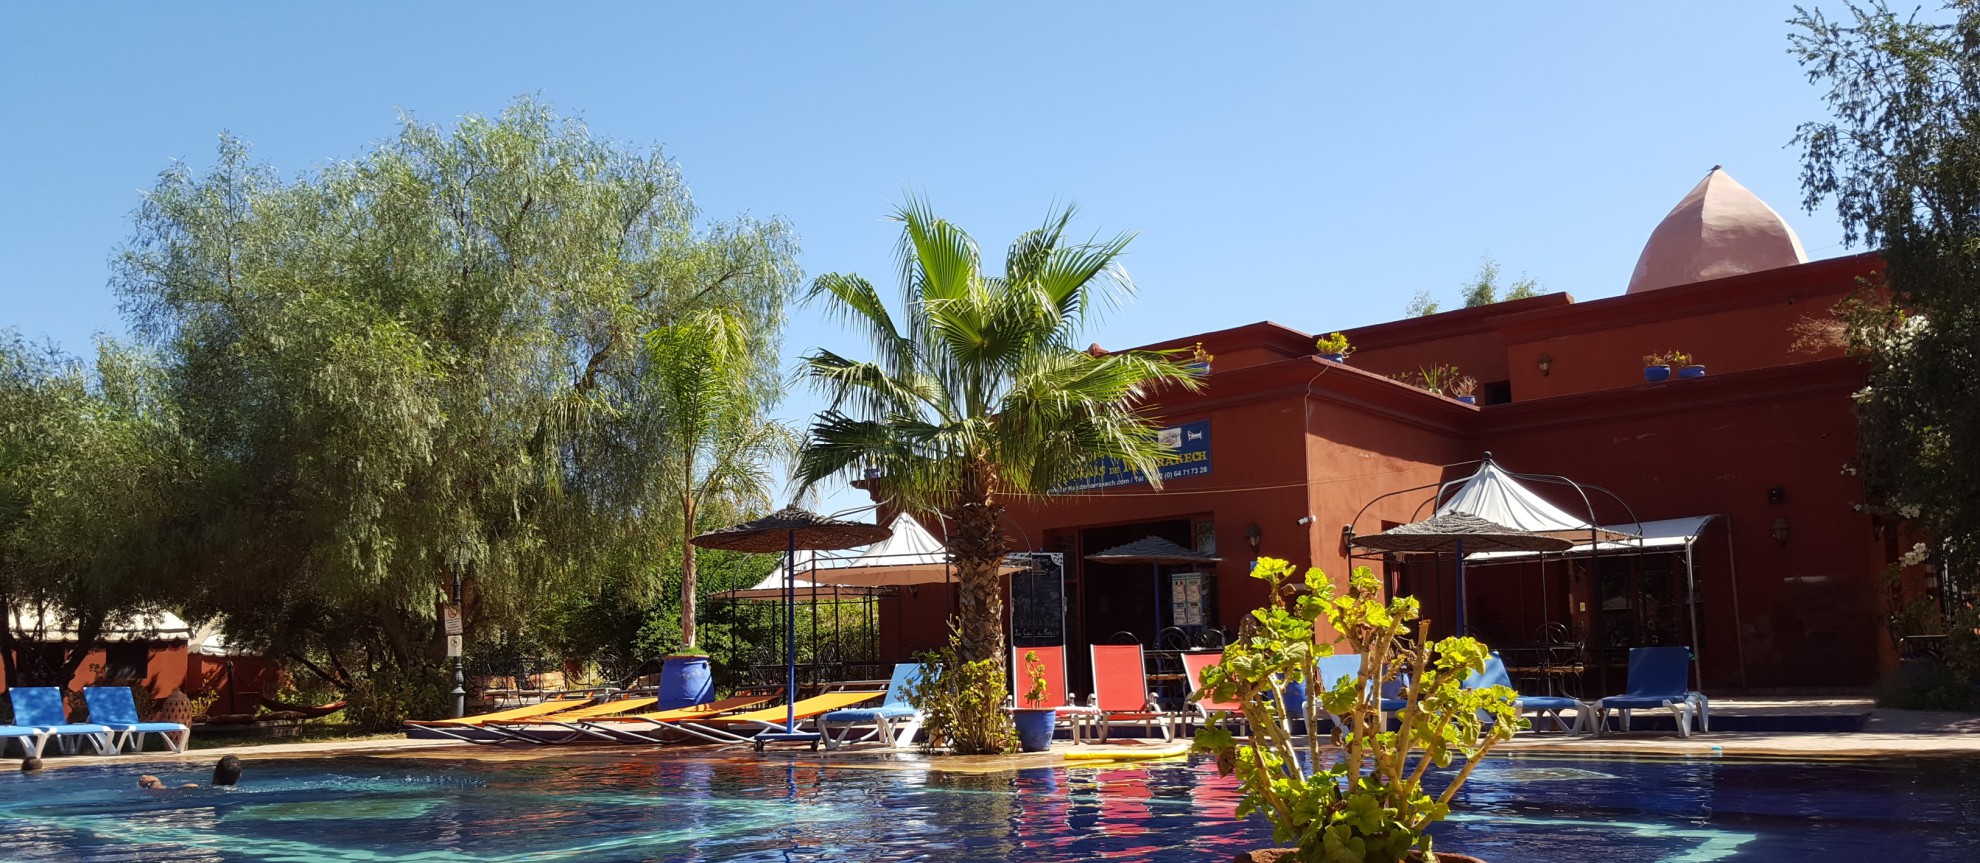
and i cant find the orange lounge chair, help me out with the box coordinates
[1088,644,1174,742]
[1012,646,1099,742]
[568,695,779,744]
[403,697,595,743]
[477,696,662,744]
[1180,651,1248,733]
[671,690,886,750]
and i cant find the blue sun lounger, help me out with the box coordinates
[1466,653,1589,733]
[1592,646,1708,737]
[84,686,192,753]
[7,686,112,755]
[819,663,925,750]
[2,724,54,759]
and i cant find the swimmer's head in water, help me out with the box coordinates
[19,757,43,773]
[213,755,242,786]
[138,774,166,790]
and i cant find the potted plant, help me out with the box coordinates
[1186,342,1215,377]
[1193,558,1520,863]
[1450,374,1479,405]
[1315,332,1354,364]
[1642,350,1687,383]
[658,650,714,710]
[1011,649,1058,752]
[1675,351,1706,379]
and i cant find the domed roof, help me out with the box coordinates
[1626,167,1808,295]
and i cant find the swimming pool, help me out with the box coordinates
[2,752,1976,862]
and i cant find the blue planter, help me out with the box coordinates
[1644,365,1671,383]
[657,655,714,710]
[1319,353,1347,364]
[1280,681,1308,725]
[1013,708,1057,752]
[1457,395,1476,404]
[1677,364,1707,379]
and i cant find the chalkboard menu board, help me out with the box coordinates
[1009,553,1066,647]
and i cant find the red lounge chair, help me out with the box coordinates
[1087,644,1174,742]
[1012,646,1100,742]
[1180,651,1250,733]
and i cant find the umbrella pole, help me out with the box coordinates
[1455,538,1467,636]
[785,530,798,733]
[1151,562,1162,643]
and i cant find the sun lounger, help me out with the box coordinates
[1,724,53,759]
[1310,652,1363,730]
[1592,646,1708,737]
[6,687,112,756]
[1180,651,1247,734]
[1465,653,1589,733]
[820,663,927,750]
[1087,644,1173,742]
[1012,646,1099,742]
[575,695,778,743]
[475,696,661,745]
[672,690,886,750]
[402,696,597,743]
[83,686,191,753]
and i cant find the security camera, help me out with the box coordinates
[1296,515,1315,526]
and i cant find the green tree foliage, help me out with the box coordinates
[111,99,798,724]
[796,200,1199,752]
[1793,1,1980,596]
[0,334,190,688]
[1406,256,1545,317]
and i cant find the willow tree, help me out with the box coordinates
[0,335,190,688]
[113,99,796,723]
[796,201,1199,742]
[1794,1,1980,603]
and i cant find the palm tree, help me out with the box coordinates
[645,309,795,650]
[796,199,1200,669]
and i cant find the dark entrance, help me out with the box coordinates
[1067,518,1194,694]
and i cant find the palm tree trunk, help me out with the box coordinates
[681,496,699,650]
[947,456,1008,665]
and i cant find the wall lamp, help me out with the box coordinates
[1537,353,1553,377]
[1246,523,1262,553]
[1772,517,1791,547]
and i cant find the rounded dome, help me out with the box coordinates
[1626,167,1808,294]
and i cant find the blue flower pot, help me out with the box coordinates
[1677,364,1706,379]
[657,655,714,710]
[1320,353,1347,364]
[1457,395,1476,404]
[1644,365,1671,383]
[1013,708,1057,752]
[1280,681,1308,725]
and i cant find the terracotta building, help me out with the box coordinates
[880,168,1894,697]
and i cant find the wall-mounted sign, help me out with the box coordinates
[1052,420,1211,493]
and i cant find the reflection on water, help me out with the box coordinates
[0,752,1976,862]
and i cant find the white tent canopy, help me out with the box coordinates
[1435,458,1636,543]
[1465,516,1720,565]
[726,513,1017,597]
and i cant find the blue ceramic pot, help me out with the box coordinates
[657,654,714,710]
[1013,708,1057,752]
[1320,353,1347,364]
[1677,364,1706,379]
[1644,365,1671,383]
[1458,395,1476,404]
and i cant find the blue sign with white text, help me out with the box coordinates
[1051,420,1211,493]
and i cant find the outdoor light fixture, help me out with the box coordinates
[1772,517,1791,546]
[1246,523,1262,552]
[1537,353,1553,377]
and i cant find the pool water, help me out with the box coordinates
[1,752,1977,862]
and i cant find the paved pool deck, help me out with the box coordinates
[7,698,1978,774]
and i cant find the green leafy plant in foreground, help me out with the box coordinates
[1192,558,1522,862]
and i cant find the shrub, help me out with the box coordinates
[903,628,1015,755]
[1193,558,1521,863]
[344,665,450,731]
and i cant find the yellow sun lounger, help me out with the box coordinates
[669,690,885,748]
[571,695,779,743]
[478,696,662,745]
[404,697,597,742]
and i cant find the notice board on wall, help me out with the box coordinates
[1009,552,1066,648]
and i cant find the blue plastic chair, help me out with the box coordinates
[83,687,192,753]
[1311,652,1363,729]
[7,687,112,755]
[1592,646,1707,737]
[1465,653,1588,733]
[818,663,925,750]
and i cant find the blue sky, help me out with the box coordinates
[1,2,1849,510]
